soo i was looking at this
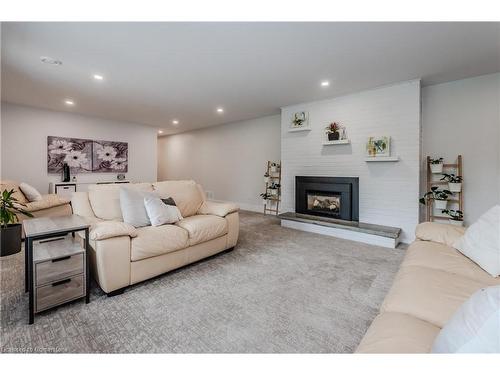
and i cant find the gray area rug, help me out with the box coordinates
[0,211,404,353]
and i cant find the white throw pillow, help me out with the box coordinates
[19,182,43,202]
[432,286,500,353]
[453,205,500,277]
[144,195,183,226]
[119,187,157,228]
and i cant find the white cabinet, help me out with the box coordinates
[53,183,77,198]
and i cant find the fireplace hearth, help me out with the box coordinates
[295,176,359,221]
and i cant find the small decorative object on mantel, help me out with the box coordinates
[325,122,343,141]
[419,186,453,210]
[442,209,464,227]
[117,174,126,181]
[289,111,310,132]
[440,173,462,192]
[366,136,391,157]
[429,157,444,174]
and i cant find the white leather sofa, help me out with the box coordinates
[71,180,239,295]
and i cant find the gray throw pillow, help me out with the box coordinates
[119,187,157,228]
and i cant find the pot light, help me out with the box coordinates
[158,130,164,134]
[40,56,62,65]
[216,107,224,113]
[93,74,104,81]
[321,80,330,87]
[172,120,179,125]
[64,99,75,106]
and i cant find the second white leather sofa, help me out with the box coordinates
[71,180,239,295]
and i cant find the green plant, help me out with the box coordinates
[264,172,270,177]
[260,192,271,200]
[442,209,464,221]
[0,189,33,229]
[419,186,453,205]
[440,174,463,183]
[429,157,444,164]
[325,122,341,134]
[269,183,281,190]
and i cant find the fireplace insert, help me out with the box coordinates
[295,176,359,221]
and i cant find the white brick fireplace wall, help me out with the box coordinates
[280,80,421,243]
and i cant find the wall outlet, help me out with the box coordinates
[205,190,215,200]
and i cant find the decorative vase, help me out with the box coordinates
[449,219,464,227]
[62,163,70,182]
[448,182,462,192]
[434,199,448,210]
[430,163,443,174]
[0,224,22,257]
[328,132,340,141]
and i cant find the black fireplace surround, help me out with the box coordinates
[295,176,359,221]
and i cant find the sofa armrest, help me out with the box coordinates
[198,200,239,217]
[89,221,138,241]
[415,222,466,247]
[23,194,70,212]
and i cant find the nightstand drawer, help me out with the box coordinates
[36,274,85,312]
[35,253,84,286]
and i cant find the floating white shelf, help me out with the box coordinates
[288,127,311,133]
[365,156,400,162]
[322,139,350,145]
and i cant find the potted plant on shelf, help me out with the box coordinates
[419,186,452,210]
[1,189,33,257]
[268,183,281,196]
[260,192,271,205]
[325,122,342,141]
[429,157,444,174]
[440,174,463,192]
[264,172,270,184]
[270,163,280,173]
[442,209,464,226]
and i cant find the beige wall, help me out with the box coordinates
[157,115,281,211]
[1,103,158,193]
[422,73,500,224]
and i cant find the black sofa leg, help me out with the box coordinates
[107,287,126,297]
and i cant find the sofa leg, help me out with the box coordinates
[106,287,126,297]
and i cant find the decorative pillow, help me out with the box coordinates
[453,205,500,277]
[119,187,157,228]
[144,195,183,226]
[432,286,500,353]
[19,182,43,202]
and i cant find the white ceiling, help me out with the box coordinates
[2,22,499,135]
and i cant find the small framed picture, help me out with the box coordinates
[291,111,309,129]
[366,136,391,157]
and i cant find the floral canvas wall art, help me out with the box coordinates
[92,140,128,172]
[47,136,93,173]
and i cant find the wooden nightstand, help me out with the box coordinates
[23,215,90,324]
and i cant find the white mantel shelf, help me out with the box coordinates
[288,127,311,133]
[365,156,400,162]
[322,139,351,145]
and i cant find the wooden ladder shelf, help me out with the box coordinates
[263,160,281,216]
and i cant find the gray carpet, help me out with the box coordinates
[0,211,404,353]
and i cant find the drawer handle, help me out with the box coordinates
[52,256,71,263]
[52,278,71,287]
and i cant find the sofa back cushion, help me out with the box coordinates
[0,180,29,205]
[153,180,204,218]
[88,183,153,221]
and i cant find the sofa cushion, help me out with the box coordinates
[415,222,466,247]
[89,221,138,241]
[120,187,157,228]
[403,240,497,285]
[19,182,43,202]
[131,225,189,261]
[198,200,239,217]
[381,265,489,327]
[144,195,183,226]
[153,180,204,218]
[176,214,228,246]
[88,183,153,221]
[23,194,70,212]
[356,312,440,353]
[0,180,28,205]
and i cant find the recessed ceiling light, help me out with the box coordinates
[93,74,104,81]
[172,120,179,125]
[40,56,62,65]
[321,80,330,87]
[64,99,75,106]
[158,130,164,134]
[216,107,224,113]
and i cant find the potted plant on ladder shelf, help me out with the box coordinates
[419,186,453,210]
[429,157,444,174]
[442,209,464,226]
[1,189,33,257]
[440,174,463,192]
